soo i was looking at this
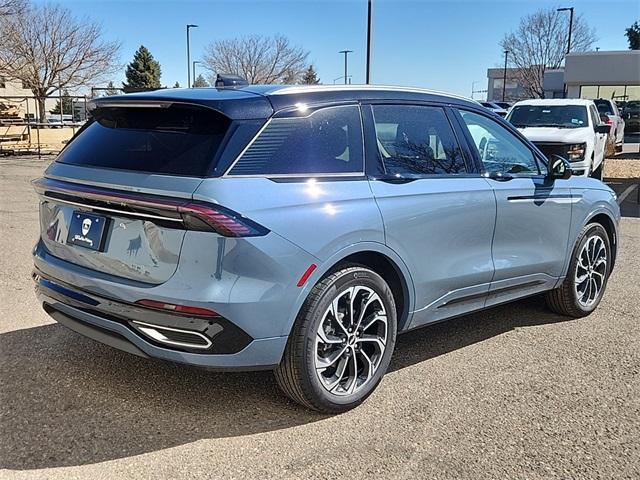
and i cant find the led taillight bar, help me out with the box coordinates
[32,177,269,237]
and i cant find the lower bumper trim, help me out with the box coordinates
[45,304,148,359]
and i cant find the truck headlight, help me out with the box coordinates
[566,143,586,162]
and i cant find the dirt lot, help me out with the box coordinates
[1,158,639,479]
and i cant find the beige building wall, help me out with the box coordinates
[0,77,59,119]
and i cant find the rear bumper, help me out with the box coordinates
[35,273,288,370]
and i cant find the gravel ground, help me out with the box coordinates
[1,158,639,479]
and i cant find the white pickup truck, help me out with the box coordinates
[506,99,611,179]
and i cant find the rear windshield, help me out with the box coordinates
[507,105,588,129]
[56,104,231,176]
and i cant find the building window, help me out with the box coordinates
[579,86,598,99]
[0,76,5,89]
[598,86,626,102]
[580,85,640,103]
[625,85,640,101]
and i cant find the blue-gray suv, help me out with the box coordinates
[33,85,620,412]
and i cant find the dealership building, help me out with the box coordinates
[487,50,640,103]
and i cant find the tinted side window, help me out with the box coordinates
[228,105,363,176]
[460,110,540,176]
[371,105,466,175]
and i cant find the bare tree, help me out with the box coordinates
[203,34,308,84]
[0,2,120,121]
[0,0,25,16]
[501,7,596,98]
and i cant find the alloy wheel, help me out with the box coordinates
[314,286,388,396]
[574,235,607,308]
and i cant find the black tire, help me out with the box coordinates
[274,266,397,413]
[591,158,604,180]
[545,223,611,318]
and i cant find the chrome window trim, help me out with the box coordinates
[223,104,366,178]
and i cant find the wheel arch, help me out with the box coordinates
[586,211,618,271]
[288,243,416,337]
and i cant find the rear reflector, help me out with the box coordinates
[297,264,317,287]
[135,299,220,317]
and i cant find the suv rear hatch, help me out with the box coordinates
[34,99,268,284]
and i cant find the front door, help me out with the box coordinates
[457,109,573,307]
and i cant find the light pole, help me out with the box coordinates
[502,50,509,102]
[192,60,202,87]
[366,0,373,84]
[186,24,198,88]
[557,7,574,55]
[339,50,353,85]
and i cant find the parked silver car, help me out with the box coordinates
[33,85,620,412]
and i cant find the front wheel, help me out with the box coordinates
[275,266,397,413]
[591,157,604,180]
[545,223,611,317]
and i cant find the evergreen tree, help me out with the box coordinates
[105,81,119,96]
[626,21,640,50]
[192,74,209,87]
[123,45,161,91]
[49,89,73,114]
[173,81,181,88]
[301,65,320,84]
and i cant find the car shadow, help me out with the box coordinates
[1,296,574,470]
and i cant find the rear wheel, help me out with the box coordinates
[545,223,611,317]
[275,266,397,413]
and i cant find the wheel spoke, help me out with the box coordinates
[359,349,374,383]
[317,328,344,345]
[326,356,350,391]
[329,297,349,336]
[316,345,348,370]
[354,291,381,331]
[575,273,589,284]
[357,333,386,350]
[345,350,358,395]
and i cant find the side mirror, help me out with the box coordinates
[595,124,611,135]
[547,154,572,180]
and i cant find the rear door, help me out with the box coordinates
[364,103,496,329]
[456,108,572,307]
[35,103,238,284]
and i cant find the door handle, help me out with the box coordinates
[484,172,514,182]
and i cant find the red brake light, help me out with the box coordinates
[178,203,260,237]
[135,299,220,317]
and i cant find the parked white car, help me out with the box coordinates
[593,98,625,153]
[480,101,508,117]
[506,99,611,179]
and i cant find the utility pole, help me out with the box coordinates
[366,0,373,84]
[557,7,574,54]
[339,50,353,85]
[502,50,509,102]
[186,24,198,88]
